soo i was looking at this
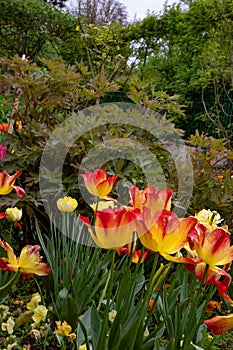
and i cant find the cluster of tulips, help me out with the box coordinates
[0,145,50,280]
[76,169,233,335]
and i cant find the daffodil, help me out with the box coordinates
[54,320,74,337]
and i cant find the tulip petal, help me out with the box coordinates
[204,314,233,334]
[14,186,26,198]
[81,169,118,198]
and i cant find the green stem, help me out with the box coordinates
[97,250,116,350]
[0,271,20,292]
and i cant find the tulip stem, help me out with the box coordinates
[0,271,20,292]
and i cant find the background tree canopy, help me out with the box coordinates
[0,0,233,139]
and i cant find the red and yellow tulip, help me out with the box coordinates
[81,169,118,198]
[0,240,50,277]
[0,170,25,197]
[129,186,172,215]
[117,243,148,263]
[138,209,197,262]
[185,226,233,303]
[80,206,141,249]
[204,314,233,334]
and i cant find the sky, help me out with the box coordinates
[121,0,178,21]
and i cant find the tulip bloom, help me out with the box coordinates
[0,240,50,277]
[80,206,141,249]
[0,123,9,133]
[0,170,25,197]
[81,169,118,198]
[139,209,197,262]
[57,196,78,212]
[5,207,22,222]
[185,227,233,303]
[117,243,148,263]
[204,314,233,334]
[129,186,172,215]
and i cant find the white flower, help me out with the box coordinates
[0,305,9,320]
[195,209,223,230]
[5,207,22,222]
[2,317,15,335]
[108,309,117,323]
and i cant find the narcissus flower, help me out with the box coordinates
[138,209,197,262]
[204,314,233,334]
[5,207,22,222]
[80,206,141,249]
[54,320,76,342]
[57,196,78,212]
[54,320,72,336]
[0,170,25,197]
[81,169,118,198]
[0,240,50,277]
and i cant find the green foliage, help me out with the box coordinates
[187,131,233,231]
[133,0,233,139]
[0,0,81,60]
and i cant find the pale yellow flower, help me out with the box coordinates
[32,305,48,324]
[6,341,17,350]
[108,309,117,323]
[57,196,78,213]
[69,333,77,343]
[30,328,41,340]
[22,345,30,350]
[26,293,41,311]
[79,345,87,350]
[195,209,224,230]
[76,25,80,31]
[90,200,115,211]
[2,316,15,334]
[54,320,72,337]
[0,304,9,319]
[5,207,22,222]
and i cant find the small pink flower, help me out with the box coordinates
[0,144,7,159]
